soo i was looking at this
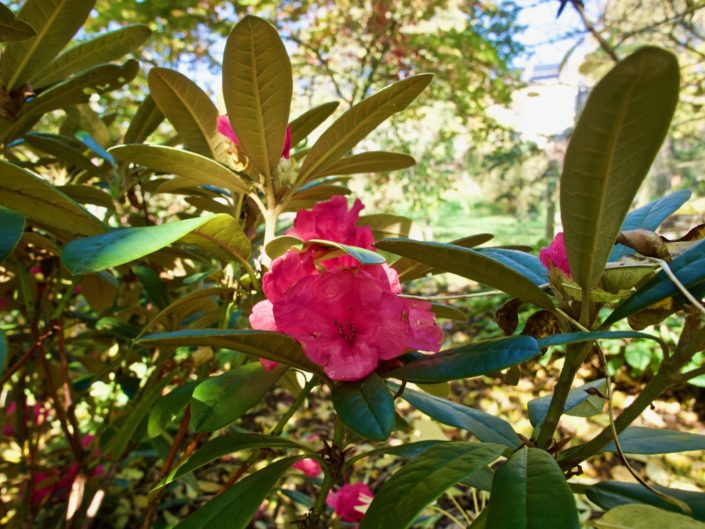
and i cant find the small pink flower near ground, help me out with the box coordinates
[217,115,292,159]
[291,458,322,477]
[539,232,571,277]
[326,482,374,523]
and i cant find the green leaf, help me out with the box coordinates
[317,151,415,177]
[147,380,198,439]
[528,378,606,428]
[594,504,705,529]
[24,133,102,176]
[604,239,705,326]
[133,265,170,309]
[31,24,151,88]
[349,440,443,465]
[388,335,540,383]
[399,386,522,448]
[4,60,140,141]
[486,447,579,529]
[109,144,249,193]
[61,214,250,274]
[561,47,679,290]
[137,329,321,374]
[537,330,666,351]
[430,303,466,321]
[602,427,705,454]
[123,95,164,144]
[148,67,227,161]
[289,101,339,147]
[0,207,25,262]
[0,331,7,376]
[611,190,692,261]
[586,481,705,522]
[191,364,286,432]
[310,239,386,265]
[222,15,292,179]
[477,248,548,286]
[359,213,413,241]
[58,184,114,210]
[331,373,394,441]
[0,159,106,237]
[377,239,552,308]
[108,371,175,457]
[265,235,302,260]
[298,74,432,183]
[360,442,506,529]
[0,4,35,42]
[0,0,96,90]
[174,456,301,529]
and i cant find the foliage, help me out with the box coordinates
[1,3,705,529]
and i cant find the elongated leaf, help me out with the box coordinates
[430,303,466,321]
[400,386,521,447]
[537,330,665,350]
[5,60,140,141]
[109,144,249,193]
[350,440,443,465]
[0,0,96,90]
[477,248,548,286]
[586,481,705,522]
[561,47,679,290]
[360,442,506,529]
[147,380,198,439]
[61,213,249,274]
[124,95,164,144]
[0,4,35,42]
[222,15,292,179]
[0,207,25,262]
[298,75,432,183]
[289,101,339,147]
[174,456,301,529]
[108,371,175,457]
[486,447,580,529]
[148,67,227,161]
[156,433,308,495]
[388,335,540,383]
[610,190,692,261]
[59,184,114,210]
[0,331,7,375]
[604,238,705,325]
[528,378,606,428]
[359,213,413,241]
[24,132,102,175]
[137,329,321,374]
[191,364,286,432]
[31,24,150,87]
[331,373,394,441]
[317,151,415,177]
[594,504,705,529]
[311,239,386,265]
[603,427,705,454]
[0,160,106,237]
[378,239,552,308]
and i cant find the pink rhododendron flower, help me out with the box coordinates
[292,458,322,477]
[217,115,292,159]
[539,232,571,277]
[326,482,374,523]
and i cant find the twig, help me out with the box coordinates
[646,257,705,317]
[0,329,53,388]
[570,0,620,62]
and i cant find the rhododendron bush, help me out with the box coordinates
[1,4,705,529]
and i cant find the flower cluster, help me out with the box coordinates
[326,482,374,523]
[217,115,292,160]
[249,196,442,381]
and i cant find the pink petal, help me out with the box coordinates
[326,483,374,523]
[216,115,239,144]
[249,301,281,371]
[262,249,316,302]
[292,458,322,477]
[282,126,292,159]
[539,232,571,277]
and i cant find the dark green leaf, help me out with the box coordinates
[124,95,164,144]
[31,24,151,87]
[486,447,579,529]
[399,386,521,448]
[0,4,35,42]
[528,378,606,428]
[611,190,692,261]
[289,101,339,147]
[173,456,301,529]
[298,75,432,183]
[0,331,7,376]
[137,329,321,374]
[332,373,394,441]
[561,47,679,290]
[594,504,705,529]
[0,159,106,237]
[603,427,705,454]
[147,380,198,439]
[537,330,666,351]
[360,442,506,529]
[311,239,386,265]
[477,248,548,286]
[25,133,102,175]
[222,15,292,179]
[0,207,25,262]
[586,481,705,522]
[0,0,96,90]
[133,265,170,309]
[359,213,413,241]
[430,303,466,321]
[378,239,552,308]
[191,364,286,432]
[317,151,415,177]
[388,335,540,383]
